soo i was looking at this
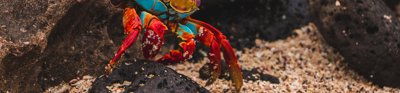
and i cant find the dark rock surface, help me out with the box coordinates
[310,0,400,88]
[90,59,210,93]
[383,0,400,11]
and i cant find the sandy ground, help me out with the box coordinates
[45,23,400,93]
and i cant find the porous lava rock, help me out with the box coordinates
[90,59,210,93]
[310,0,400,88]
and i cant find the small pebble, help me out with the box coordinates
[82,75,92,80]
[20,28,27,32]
[383,15,392,23]
[335,0,341,6]
[23,42,30,44]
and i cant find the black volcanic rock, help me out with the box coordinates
[310,0,400,88]
[90,59,210,93]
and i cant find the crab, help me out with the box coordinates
[106,0,243,91]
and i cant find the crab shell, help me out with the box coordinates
[168,0,200,13]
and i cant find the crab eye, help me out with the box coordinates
[170,0,199,13]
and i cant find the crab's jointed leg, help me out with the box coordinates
[106,8,142,74]
[184,18,243,91]
[107,8,169,74]
[157,24,196,64]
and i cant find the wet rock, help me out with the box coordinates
[90,59,210,93]
[311,0,400,88]
[199,62,280,84]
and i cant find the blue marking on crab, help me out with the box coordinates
[136,0,168,14]
[177,24,195,39]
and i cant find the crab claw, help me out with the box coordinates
[158,50,184,64]
[157,24,196,64]
[106,8,142,74]
[140,12,168,59]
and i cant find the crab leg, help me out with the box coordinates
[202,35,222,86]
[184,18,243,91]
[157,24,196,64]
[106,8,142,74]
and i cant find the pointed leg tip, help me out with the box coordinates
[234,82,243,92]
[105,61,114,75]
[231,69,243,92]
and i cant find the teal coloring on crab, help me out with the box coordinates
[158,14,167,19]
[136,0,168,14]
[184,21,198,35]
[177,24,194,39]
[140,11,149,29]
[178,12,192,19]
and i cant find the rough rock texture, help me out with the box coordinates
[0,0,79,92]
[36,0,120,90]
[0,0,62,60]
[310,0,400,88]
[90,59,210,93]
[0,0,137,92]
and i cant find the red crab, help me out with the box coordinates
[106,0,243,91]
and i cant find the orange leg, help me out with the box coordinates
[106,8,142,74]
